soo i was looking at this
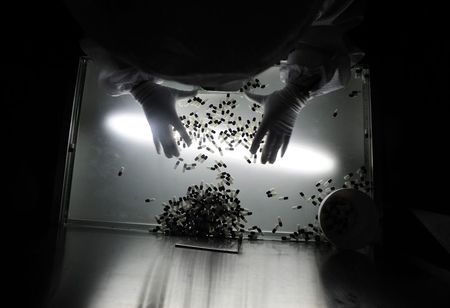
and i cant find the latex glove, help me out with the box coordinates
[131,81,198,158]
[244,84,310,164]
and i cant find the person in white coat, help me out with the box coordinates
[66,0,364,162]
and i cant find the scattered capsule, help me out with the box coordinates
[332,109,338,118]
[118,166,125,176]
[173,160,181,169]
[344,173,353,180]
[349,90,359,98]
[272,225,279,233]
[278,196,289,200]
[277,216,283,227]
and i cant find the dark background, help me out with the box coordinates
[4,1,448,307]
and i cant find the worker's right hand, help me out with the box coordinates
[244,84,310,164]
[131,81,198,158]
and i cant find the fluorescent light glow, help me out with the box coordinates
[106,113,153,143]
[204,141,335,174]
[277,143,335,174]
[105,112,335,174]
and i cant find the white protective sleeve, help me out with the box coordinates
[280,0,365,98]
[80,38,157,97]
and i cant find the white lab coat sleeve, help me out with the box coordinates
[280,0,365,98]
[80,38,157,97]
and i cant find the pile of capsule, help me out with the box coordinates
[151,160,262,239]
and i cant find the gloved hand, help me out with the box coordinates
[244,84,310,164]
[131,81,198,158]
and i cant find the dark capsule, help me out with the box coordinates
[277,216,283,227]
[118,166,124,176]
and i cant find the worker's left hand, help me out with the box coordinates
[244,84,309,164]
[131,81,198,158]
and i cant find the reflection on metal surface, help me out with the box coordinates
[48,226,448,308]
[48,226,336,308]
[319,250,382,308]
[175,237,241,254]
